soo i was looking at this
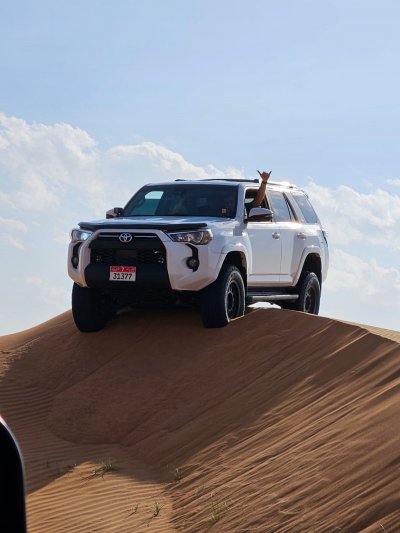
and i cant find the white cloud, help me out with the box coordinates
[320,247,400,330]
[306,181,400,251]
[0,114,244,217]
[385,179,400,186]
[0,191,17,208]
[10,175,60,211]
[0,216,27,250]
[0,216,27,232]
[325,248,400,301]
[0,233,25,250]
[0,112,103,212]
[108,141,244,181]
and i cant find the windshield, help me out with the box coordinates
[124,184,238,218]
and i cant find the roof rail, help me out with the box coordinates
[173,177,298,187]
[174,178,259,183]
[268,180,297,188]
[201,178,260,183]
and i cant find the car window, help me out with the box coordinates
[124,185,238,218]
[125,190,164,215]
[244,189,269,213]
[268,191,293,222]
[291,191,319,224]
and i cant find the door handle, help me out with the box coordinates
[297,232,307,240]
[272,232,280,240]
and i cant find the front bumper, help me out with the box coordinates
[68,228,223,291]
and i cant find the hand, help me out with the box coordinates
[257,170,272,184]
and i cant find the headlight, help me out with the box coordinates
[70,229,93,242]
[166,229,213,245]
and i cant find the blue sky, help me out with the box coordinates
[1,0,399,333]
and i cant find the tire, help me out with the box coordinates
[280,271,320,314]
[72,283,108,332]
[201,265,245,328]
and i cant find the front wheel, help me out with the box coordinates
[72,283,108,332]
[201,265,245,328]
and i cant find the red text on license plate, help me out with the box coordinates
[109,266,136,281]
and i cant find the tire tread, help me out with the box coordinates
[201,265,245,328]
[72,283,107,332]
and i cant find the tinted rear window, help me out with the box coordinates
[268,191,293,222]
[291,191,319,224]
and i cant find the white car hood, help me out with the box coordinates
[78,215,238,231]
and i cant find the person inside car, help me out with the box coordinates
[244,169,272,216]
[252,170,272,207]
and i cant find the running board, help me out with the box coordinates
[247,293,299,303]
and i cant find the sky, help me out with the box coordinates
[1,0,399,334]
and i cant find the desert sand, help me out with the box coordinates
[0,308,399,532]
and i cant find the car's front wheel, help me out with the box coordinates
[72,283,108,332]
[201,264,245,328]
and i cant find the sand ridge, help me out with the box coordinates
[0,308,399,531]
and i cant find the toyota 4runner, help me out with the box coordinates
[68,178,329,331]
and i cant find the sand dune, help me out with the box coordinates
[0,308,399,532]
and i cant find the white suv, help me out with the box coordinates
[68,178,329,331]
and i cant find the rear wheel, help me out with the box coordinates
[279,271,320,314]
[201,265,245,328]
[72,283,108,332]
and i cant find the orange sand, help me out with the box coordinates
[0,308,399,532]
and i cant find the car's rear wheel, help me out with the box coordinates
[201,264,245,328]
[72,283,108,332]
[279,271,320,314]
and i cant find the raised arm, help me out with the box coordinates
[252,170,272,207]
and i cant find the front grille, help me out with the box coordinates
[91,248,165,265]
[89,232,166,266]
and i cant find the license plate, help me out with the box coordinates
[109,266,136,281]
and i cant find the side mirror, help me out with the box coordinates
[247,207,273,222]
[106,207,123,219]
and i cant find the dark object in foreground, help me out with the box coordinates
[0,417,27,533]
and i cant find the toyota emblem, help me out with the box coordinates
[119,233,133,243]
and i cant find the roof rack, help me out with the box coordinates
[202,178,260,183]
[268,180,297,188]
[174,178,298,188]
[174,178,259,183]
